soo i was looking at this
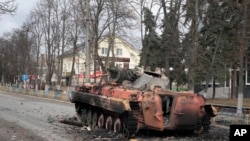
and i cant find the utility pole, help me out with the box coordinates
[237,1,247,114]
[190,0,199,92]
[85,0,90,83]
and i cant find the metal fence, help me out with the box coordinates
[212,104,250,125]
[0,85,72,102]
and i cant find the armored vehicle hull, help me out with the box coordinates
[69,68,217,138]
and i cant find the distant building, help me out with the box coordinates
[60,36,141,85]
[98,36,141,69]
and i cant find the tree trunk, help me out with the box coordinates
[236,0,248,114]
[212,76,216,99]
[231,64,237,99]
[237,42,244,114]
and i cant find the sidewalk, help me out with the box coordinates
[0,85,71,102]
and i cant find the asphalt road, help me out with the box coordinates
[0,91,78,141]
[0,91,230,141]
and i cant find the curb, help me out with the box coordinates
[0,86,71,103]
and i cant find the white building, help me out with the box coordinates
[61,36,141,85]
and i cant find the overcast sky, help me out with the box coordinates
[0,0,37,36]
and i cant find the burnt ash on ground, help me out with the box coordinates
[51,115,230,141]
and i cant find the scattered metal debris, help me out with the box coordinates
[58,116,84,127]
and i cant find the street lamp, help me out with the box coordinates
[169,67,174,90]
[169,67,174,71]
[184,68,189,74]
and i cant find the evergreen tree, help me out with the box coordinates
[160,0,183,87]
[139,7,161,71]
[182,0,241,92]
[199,0,241,94]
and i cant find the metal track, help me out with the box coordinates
[126,112,138,136]
[211,104,250,114]
[208,104,250,125]
[123,102,140,139]
[202,113,211,133]
[201,104,250,133]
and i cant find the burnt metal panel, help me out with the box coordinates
[170,95,202,130]
[71,91,130,113]
[142,94,164,131]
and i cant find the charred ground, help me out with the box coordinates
[58,115,229,141]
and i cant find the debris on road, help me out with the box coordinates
[58,116,84,127]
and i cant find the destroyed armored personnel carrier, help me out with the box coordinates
[69,67,217,138]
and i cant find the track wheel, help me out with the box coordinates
[75,103,82,122]
[202,114,211,134]
[75,103,82,113]
[113,118,121,133]
[76,112,81,122]
[92,112,98,128]
[122,122,129,139]
[81,108,88,124]
[194,126,204,135]
[122,112,138,138]
[105,115,113,130]
[98,114,104,128]
[86,110,92,126]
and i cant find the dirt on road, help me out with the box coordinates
[0,117,45,141]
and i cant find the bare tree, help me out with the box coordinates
[126,0,161,50]
[29,12,44,90]
[56,0,70,87]
[0,0,17,15]
[126,0,146,47]
[0,25,34,86]
[237,0,248,114]
[66,0,83,86]
[79,0,138,83]
[32,0,59,89]
[105,0,138,69]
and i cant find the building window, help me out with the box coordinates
[116,63,123,68]
[124,62,129,69]
[67,63,71,71]
[63,64,66,71]
[246,70,250,85]
[102,47,108,55]
[246,59,250,85]
[116,48,122,56]
[75,63,79,74]
[246,52,250,85]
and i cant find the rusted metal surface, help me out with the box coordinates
[142,93,164,131]
[71,91,131,113]
[69,67,217,138]
[171,95,203,129]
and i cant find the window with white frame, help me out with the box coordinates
[246,58,250,85]
[63,64,66,71]
[116,48,122,56]
[75,63,79,74]
[116,63,123,68]
[101,47,108,55]
[67,63,71,71]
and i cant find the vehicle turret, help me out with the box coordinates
[108,67,170,91]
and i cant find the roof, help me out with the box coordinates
[98,35,141,54]
[59,43,85,57]
[60,35,141,57]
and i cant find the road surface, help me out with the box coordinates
[0,91,83,141]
